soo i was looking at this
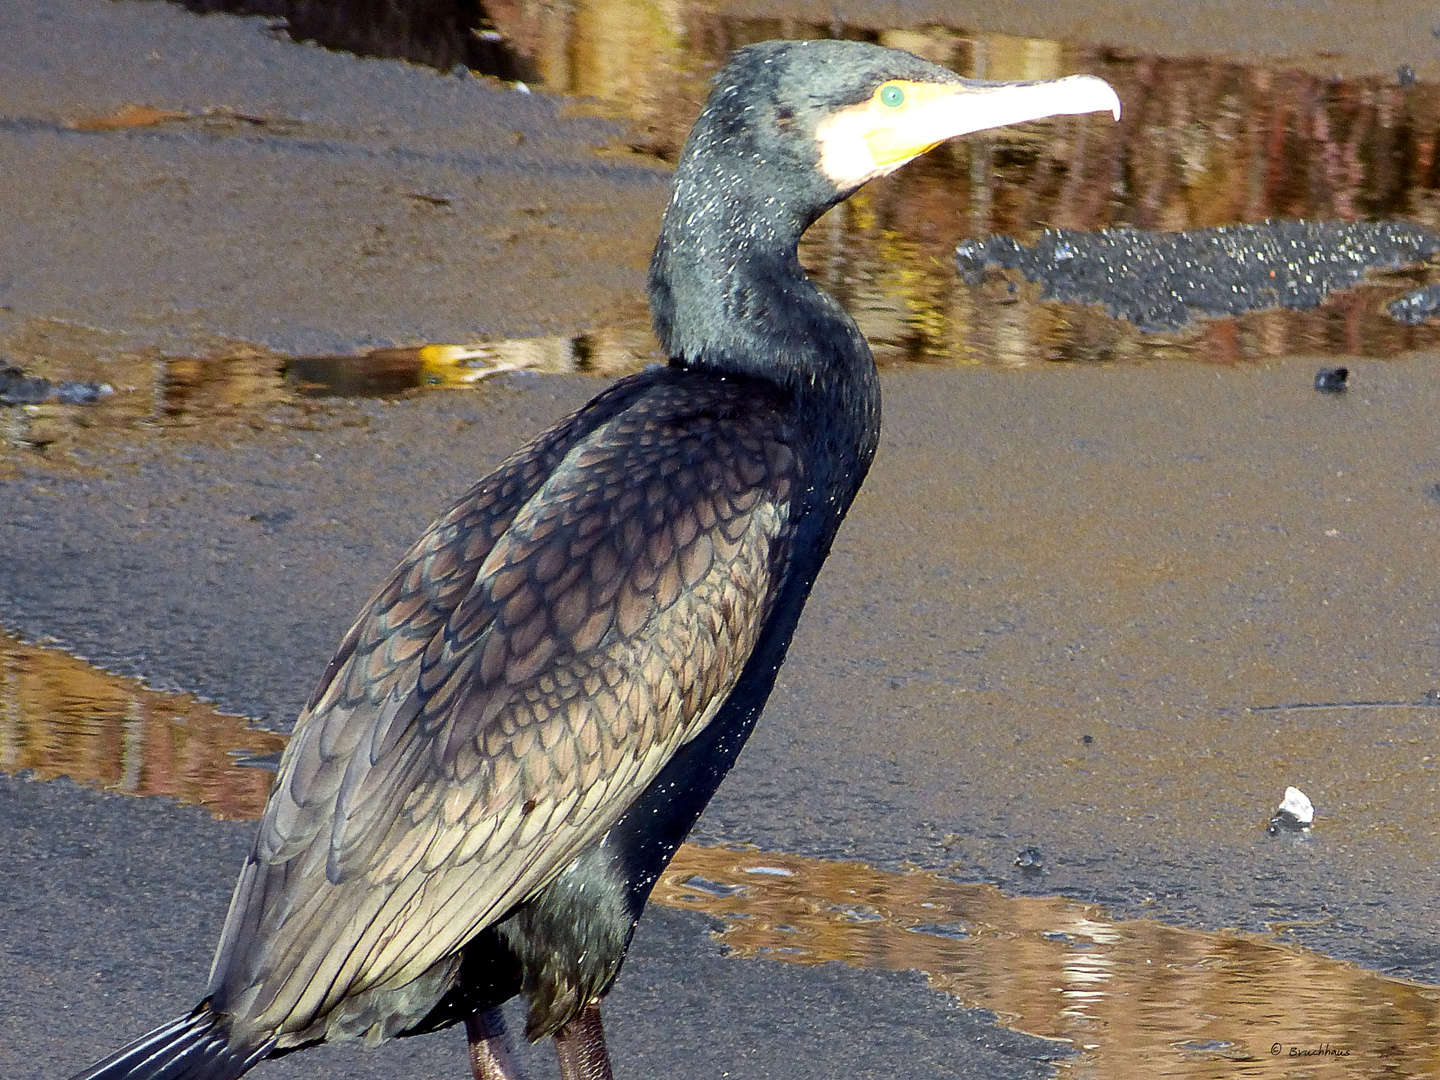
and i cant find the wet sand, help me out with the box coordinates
[5,1,1440,1077]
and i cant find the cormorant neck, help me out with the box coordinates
[647,115,869,398]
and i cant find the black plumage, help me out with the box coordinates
[69,39,1117,1080]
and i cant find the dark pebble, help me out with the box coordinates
[247,508,298,531]
[1314,366,1349,393]
[0,366,56,405]
[52,380,113,405]
[1267,811,1311,836]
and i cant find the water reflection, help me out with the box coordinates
[653,846,1440,1079]
[0,318,658,465]
[0,633,284,819]
[141,4,1440,371]
[492,9,1440,366]
[285,331,656,396]
[496,11,1440,233]
[4,627,1439,1077]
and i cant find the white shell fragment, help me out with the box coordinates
[1279,786,1315,824]
[1269,786,1315,834]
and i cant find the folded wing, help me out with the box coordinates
[208,376,801,1045]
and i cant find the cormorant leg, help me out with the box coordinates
[552,1002,614,1080]
[466,1007,529,1080]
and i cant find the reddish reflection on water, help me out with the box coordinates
[494,10,1438,232]
[0,318,657,467]
[4,628,1440,1077]
[11,11,1440,473]
[488,9,1440,366]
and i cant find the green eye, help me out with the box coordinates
[879,83,906,108]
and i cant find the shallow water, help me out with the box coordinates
[0,318,657,465]
[544,9,1440,367]
[4,626,1435,1077]
[0,632,284,819]
[655,846,1440,1079]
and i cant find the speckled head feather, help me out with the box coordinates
[686,40,966,200]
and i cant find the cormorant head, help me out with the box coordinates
[675,39,1120,218]
[651,40,1119,373]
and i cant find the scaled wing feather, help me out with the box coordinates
[210,377,800,1044]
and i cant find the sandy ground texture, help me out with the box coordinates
[5,1,1440,1078]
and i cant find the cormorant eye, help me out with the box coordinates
[878,82,906,108]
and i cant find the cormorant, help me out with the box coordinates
[68,39,1118,1080]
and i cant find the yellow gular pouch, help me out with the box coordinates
[814,73,1122,190]
[861,80,968,168]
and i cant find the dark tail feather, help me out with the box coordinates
[69,1004,273,1080]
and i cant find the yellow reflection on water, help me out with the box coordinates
[0,317,660,465]
[3,627,1438,1076]
[495,7,1440,229]
[654,846,1440,1078]
[11,10,1440,466]
[0,633,285,819]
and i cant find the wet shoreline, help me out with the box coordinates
[6,358,1440,980]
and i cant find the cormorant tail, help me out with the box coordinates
[69,1004,272,1080]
